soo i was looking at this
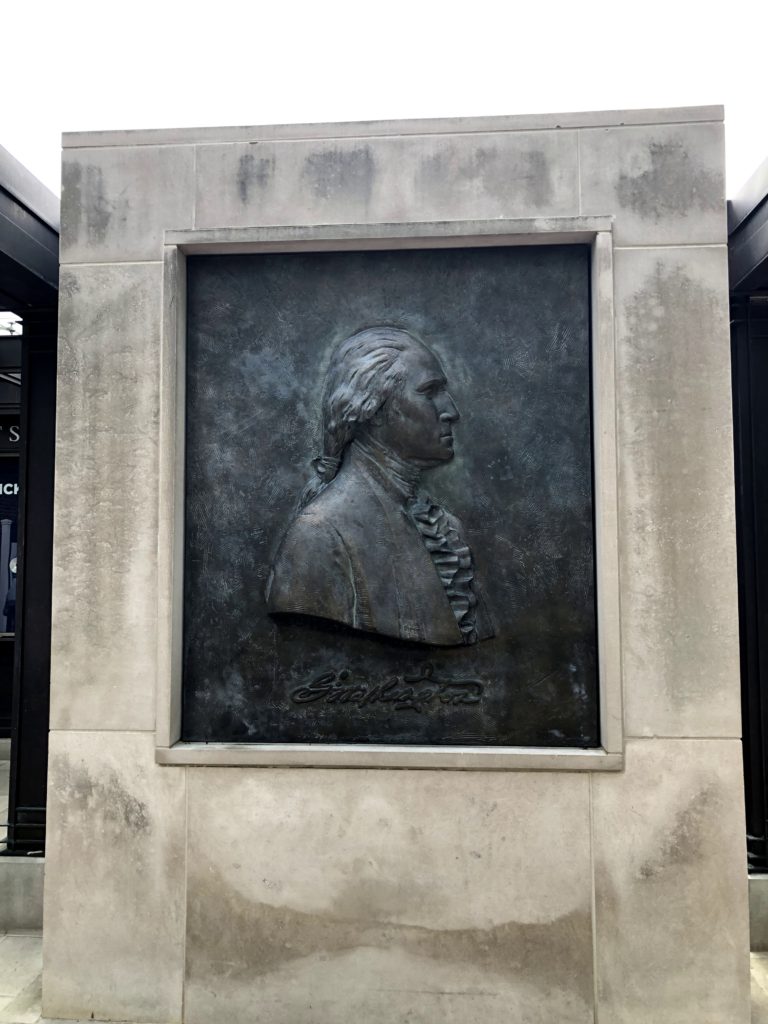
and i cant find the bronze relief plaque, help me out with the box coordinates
[182,244,598,746]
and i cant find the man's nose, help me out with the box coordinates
[439,392,460,423]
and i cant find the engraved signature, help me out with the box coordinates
[290,663,483,713]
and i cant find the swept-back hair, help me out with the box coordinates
[299,326,419,509]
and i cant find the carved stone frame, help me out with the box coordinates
[156,216,623,770]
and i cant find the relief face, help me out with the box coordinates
[182,245,598,747]
[266,327,495,646]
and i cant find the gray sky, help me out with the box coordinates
[4,0,768,199]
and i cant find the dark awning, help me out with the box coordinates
[0,146,59,310]
[729,155,768,293]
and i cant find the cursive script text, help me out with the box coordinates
[290,664,483,713]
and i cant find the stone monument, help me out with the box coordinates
[43,105,749,1023]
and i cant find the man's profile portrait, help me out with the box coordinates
[266,326,495,646]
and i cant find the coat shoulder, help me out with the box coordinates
[266,503,355,623]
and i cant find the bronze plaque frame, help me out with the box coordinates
[156,217,623,770]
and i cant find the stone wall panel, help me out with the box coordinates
[185,768,594,1024]
[42,731,186,1022]
[51,262,162,731]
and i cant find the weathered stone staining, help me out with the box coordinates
[614,246,738,739]
[183,767,596,1024]
[51,262,163,733]
[192,128,581,229]
[579,122,726,245]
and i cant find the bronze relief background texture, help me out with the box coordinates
[182,245,598,746]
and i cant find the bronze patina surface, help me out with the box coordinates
[182,245,597,746]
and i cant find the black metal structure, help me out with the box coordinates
[0,146,58,854]
[730,155,768,872]
[0,334,21,737]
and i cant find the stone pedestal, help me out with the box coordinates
[43,106,749,1023]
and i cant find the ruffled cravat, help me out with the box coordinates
[405,496,479,645]
[353,436,480,645]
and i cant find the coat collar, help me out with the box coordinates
[349,436,421,503]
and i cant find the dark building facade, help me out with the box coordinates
[730,156,768,873]
[0,145,58,854]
